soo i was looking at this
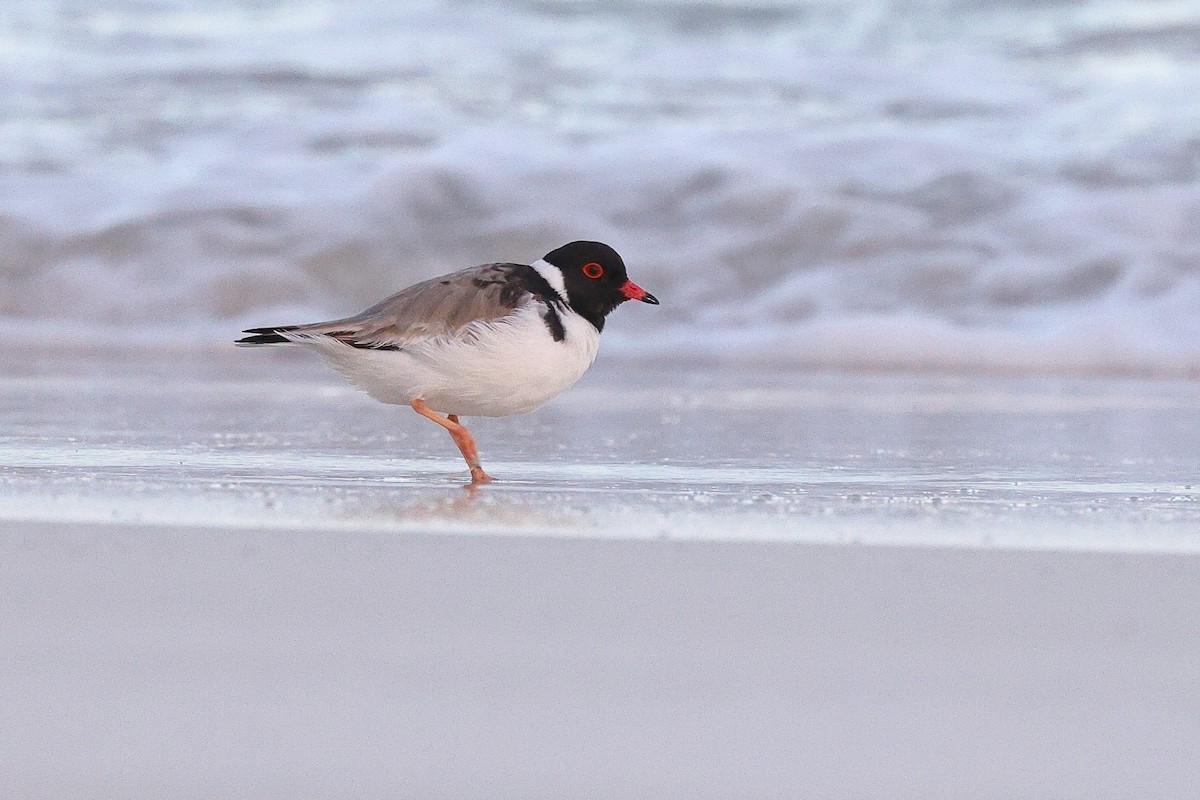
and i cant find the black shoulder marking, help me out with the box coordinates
[542,305,566,342]
[461,263,556,309]
[509,264,564,308]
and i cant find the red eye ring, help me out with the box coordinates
[582,262,604,279]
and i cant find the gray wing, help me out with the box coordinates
[240,263,534,350]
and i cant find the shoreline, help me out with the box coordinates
[3,348,1200,551]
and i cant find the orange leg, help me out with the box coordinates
[410,399,494,485]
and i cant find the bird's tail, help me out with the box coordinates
[235,326,300,346]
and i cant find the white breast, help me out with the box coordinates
[301,303,601,417]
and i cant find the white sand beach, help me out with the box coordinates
[4,522,1199,800]
[2,346,1199,799]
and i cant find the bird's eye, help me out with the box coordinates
[582,262,604,279]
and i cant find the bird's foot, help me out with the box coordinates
[465,466,494,488]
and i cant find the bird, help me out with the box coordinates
[236,240,658,485]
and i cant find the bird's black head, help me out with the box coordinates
[541,240,658,332]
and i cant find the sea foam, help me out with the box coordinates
[2,0,1200,376]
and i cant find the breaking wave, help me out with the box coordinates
[3,0,1200,376]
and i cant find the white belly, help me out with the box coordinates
[304,305,601,417]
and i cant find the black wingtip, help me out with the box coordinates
[235,326,293,345]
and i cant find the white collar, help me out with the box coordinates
[529,258,568,303]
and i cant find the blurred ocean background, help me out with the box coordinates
[3,0,1200,375]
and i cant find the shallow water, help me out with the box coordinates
[3,347,1199,551]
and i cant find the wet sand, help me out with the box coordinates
[4,345,1200,547]
[2,346,1200,797]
